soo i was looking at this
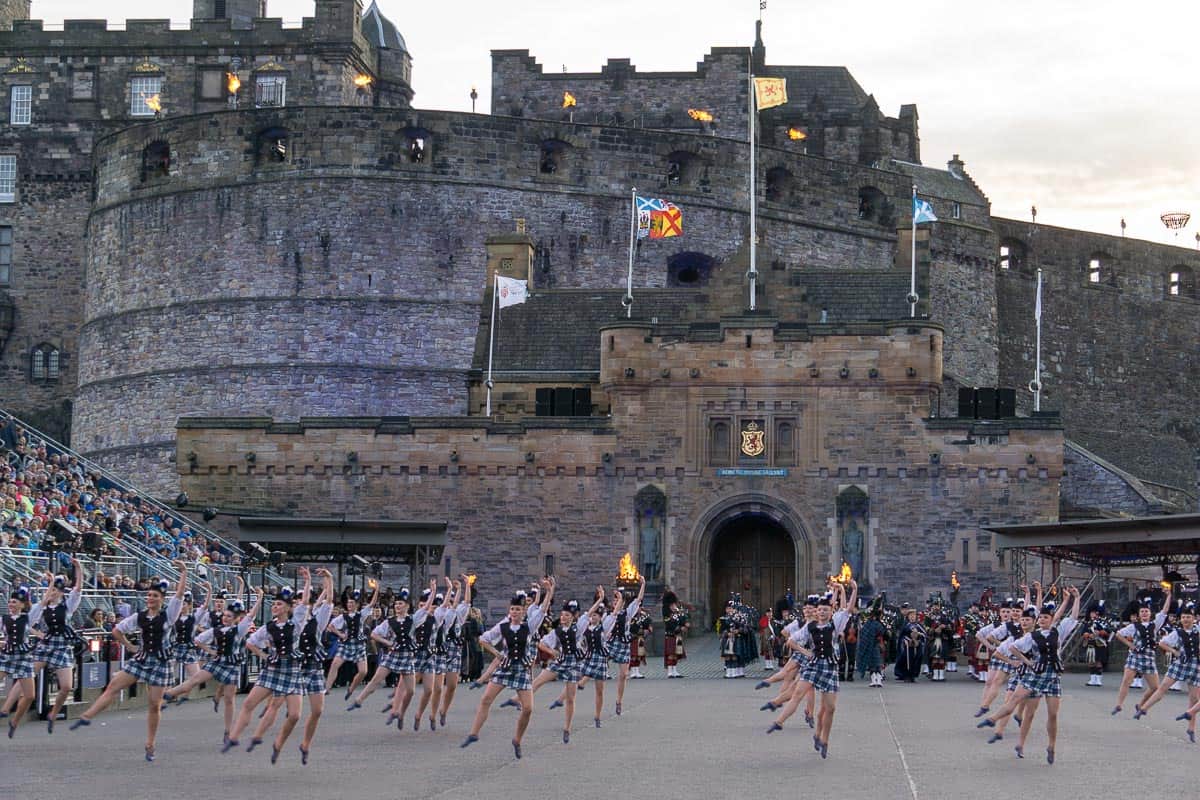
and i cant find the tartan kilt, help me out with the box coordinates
[257,659,305,696]
[301,666,326,696]
[338,640,367,663]
[608,638,632,665]
[431,651,450,675]
[202,659,242,686]
[800,657,840,694]
[551,654,582,683]
[581,649,609,680]
[170,642,199,664]
[1124,650,1158,674]
[664,635,686,663]
[380,649,415,674]
[629,637,646,666]
[411,650,435,675]
[443,644,463,675]
[1019,669,1062,698]
[1006,667,1023,693]
[33,635,74,670]
[988,656,1015,675]
[0,650,35,679]
[125,654,172,686]
[790,651,812,667]
[491,661,532,691]
[1166,657,1200,686]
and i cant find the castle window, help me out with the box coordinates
[998,238,1027,272]
[1086,252,1114,286]
[665,151,698,186]
[774,419,795,466]
[539,139,569,175]
[256,127,289,164]
[200,69,225,100]
[1168,265,1195,299]
[951,202,962,220]
[857,186,888,225]
[214,0,227,17]
[709,419,732,466]
[1087,257,1101,283]
[765,167,794,203]
[0,226,12,285]
[71,68,95,100]
[999,245,1010,269]
[9,85,31,126]
[141,141,171,181]
[667,251,715,287]
[534,387,591,417]
[255,75,286,108]
[129,76,162,117]
[31,343,60,382]
[0,155,15,202]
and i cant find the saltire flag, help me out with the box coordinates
[753,77,787,111]
[636,196,683,239]
[912,196,938,224]
[496,275,528,308]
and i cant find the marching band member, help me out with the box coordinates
[461,577,553,758]
[1,586,41,737]
[324,580,379,701]
[628,602,652,679]
[70,561,189,762]
[663,596,689,678]
[1080,602,1111,686]
[608,575,645,714]
[1111,589,1171,716]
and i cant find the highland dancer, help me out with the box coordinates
[1112,589,1171,715]
[70,561,189,762]
[164,586,263,741]
[324,580,379,701]
[221,571,312,761]
[349,588,419,725]
[1,586,40,737]
[437,575,473,727]
[973,585,1032,717]
[608,575,645,715]
[461,577,553,758]
[978,586,1080,765]
[1134,600,1199,729]
[411,580,446,731]
[536,596,600,742]
[582,586,618,728]
[980,602,1038,745]
[169,586,207,686]
[757,597,818,726]
[4,558,83,733]
[771,580,857,758]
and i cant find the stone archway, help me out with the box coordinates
[690,494,812,626]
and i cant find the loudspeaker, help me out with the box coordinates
[976,387,999,420]
[957,387,978,419]
[572,387,592,417]
[49,518,80,547]
[996,388,1016,418]
[535,387,553,417]
[82,531,103,553]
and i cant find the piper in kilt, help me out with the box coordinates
[608,574,645,716]
[768,581,857,759]
[628,605,652,678]
[461,577,553,758]
[1112,590,1171,715]
[534,596,599,743]
[1134,600,1200,723]
[979,586,1080,765]
[663,595,690,678]
[1080,602,1112,687]
[324,581,379,702]
[1,585,40,737]
[70,560,189,762]
[221,572,312,762]
[165,585,264,741]
[350,587,420,724]
[16,558,83,733]
[437,574,473,728]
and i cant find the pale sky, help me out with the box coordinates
[32,0,1200,244]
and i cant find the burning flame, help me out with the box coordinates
[145,94,162,113]
[466,574,477,586]
[368,579,377,589]
[951,571,961,591]
[354,74,373,88]
[562,91,577,108]
[687,108,714,122]
[1161,580,1173,590]
[787,126,807,141]
[829,561,852,585]
[226,72,241,95]
[617,552,640,581]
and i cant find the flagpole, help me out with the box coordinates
[486,273,497,417]
[1033,267,1043,412]
[748,58,758,312]
[909,184,918,318]
[626,187,637,319]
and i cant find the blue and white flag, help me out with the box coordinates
[912,196,938,224]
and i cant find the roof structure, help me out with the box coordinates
[986,513,1200,569]
[766,65,870,116]
[237,516,445,563]
[362,1,408,53]
[890,160,989,206]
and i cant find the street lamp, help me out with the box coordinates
[470,85,478,113]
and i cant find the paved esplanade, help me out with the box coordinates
[2,667,1194,799]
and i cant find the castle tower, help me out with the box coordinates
[192,0,267,29]
[0,0,30,31]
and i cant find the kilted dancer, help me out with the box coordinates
[437,575,473,727]
[349,588,423,728]
[607,575,644,716]
[1112,590,1171,716]
[1135,600,1200,729]
[165,586,263,742]
[461,577,553,758]
[973,585,1032,718]
[979,587,1080,765]
[324,581,379,701]
[759,599,818,728]
[769,581,857,759]
[421,577,462,730]
[70,560,189,762]
[8,558,83,733]
[221,572,312,763]
[536,597,597,743]
[1,586,41,737]
[981,605,1038,744]
[411,580,446,732]
[169,588,205,685]
[582,586,619,728]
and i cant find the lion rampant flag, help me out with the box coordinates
[636,196,683,240]
[753,77,787,111]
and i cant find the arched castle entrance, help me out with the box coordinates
[691,495,811,625]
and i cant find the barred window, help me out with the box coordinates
[31,343,60,382]
[0,155,15,202]
[9,85,31,125]
[130,76,162,116]
[255,75,286,108]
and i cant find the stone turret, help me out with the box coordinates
[0,0,30,31]
[192,0,266,30]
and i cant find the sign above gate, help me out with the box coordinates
[716,468,788,477]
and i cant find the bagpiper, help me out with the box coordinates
[1080,601,1112,687]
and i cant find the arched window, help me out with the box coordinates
[709,419,731,466]
[765,166,794,203]
[998,238,1027,272]
[539,139,570,175]
[774,420,795,466]
[256,126,289,164]
[667,251,715,287]
[857,186,891,226]
[665,150,699,186]
[1087,252,1114,286]
[31,343,59,382]
[141,140,170,182]
[634,486,667,581]
[1167,265,1196,299]
[402,126,432,165]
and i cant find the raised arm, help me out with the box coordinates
[316,568,334,606]
[635,574,646,605]
[846,579,859,614]
[172,559,189,600]
[297,567,313,605]
[1159,588,1173,618]
[539,576,555,614]
[460,573,472,609]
